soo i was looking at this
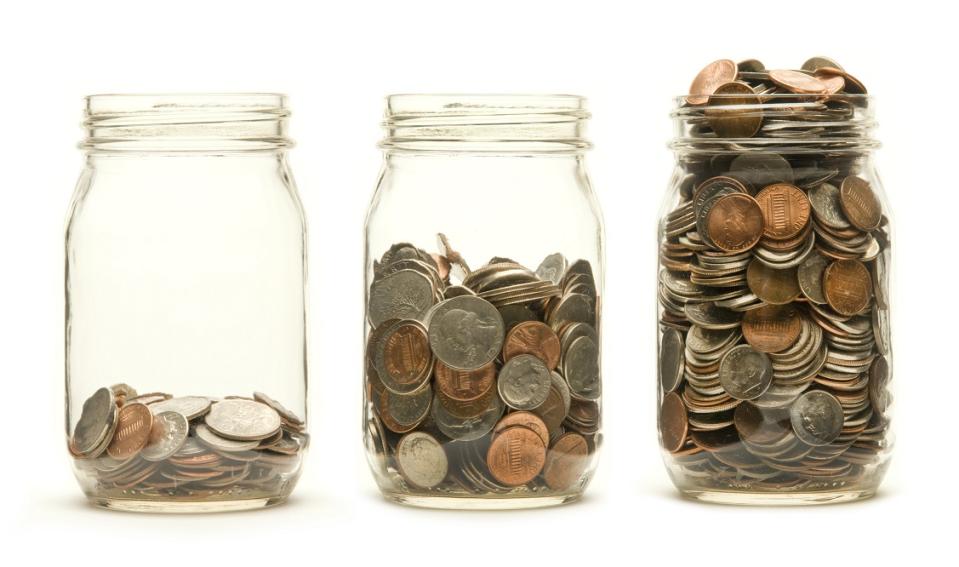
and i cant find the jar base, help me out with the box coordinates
[678,487,876,506]
[89,495,288,513]
[380,491,582,510]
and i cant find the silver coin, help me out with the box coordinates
[801,56,843,72]
[685,302,742,330]
[659,328,685,393]
[194,423,260,452]
[204,399,282,441]
[729,152,794,189]
[872,251,889,309]
[686,325,739,355]
[536,253,568,285]
[149,396,212,420]
[396,431,448,489]
[254,391,304,425]
[563,335,601,400]
[718,345,773,400]
[368,269,437,328]
[789,390,844,446]
[72,387,117,457]
[428,295,504,371]
[385,384,433,429]
[808,183,852,230]
[869,355,891,416]
[432,392,505,441]
[140,411,189,462]
[873,307,891,355]
[497,354,552,410]
[548,293,596,327]
[797,250,829,304]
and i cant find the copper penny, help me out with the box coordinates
[755,183,810,240]
[485,425,547,486]
[542,432,589,491]
[380,321,432,393]
[746,260,801,305]
[687,59,738,105]
[106,402,153,460]
[823,259,873,316]
[768,69,828,94]
[705,193,764,252]
[814,71,845,95]
[742,304,802,353]
[659,392,687,453]
[434,360,495,403]
[839,176,881,231]
[493,411,549,447]
[706,81,763,138]
[503,321,561,370]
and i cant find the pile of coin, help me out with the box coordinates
[658,58,891,491]
[70,384,307,499]
[366,237,600,497]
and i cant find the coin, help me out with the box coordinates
[659,392,688,452]
[106,402,153,460]
[195,423,261,452]
[542,432,589,490]
[432,391,504,441]
[705,193,764,252]
[368,269,436,327]
[253,391,304,426]
[687,59,738,105]
[434,360,495,403]
[755,183,810,240]
[869,355,891,416]
[729,152,794,189]
[659,328,685,393]
[503,321,561,370]
[141,411,189,462]
[149,396,212,420]
[719,345,773,400]
[839,176,881,231]
[746,260,800,305]
[376,384,432,433]
[72,387,117,457]
[797,250,829,304]
[789,390,844,446]
[205,399,282,441]
[536,253,568,285]
[706,81,763,138]
[428,295,505,371]
[823,259,873,315]
[563,335,601,400]
[396,432,448,489]
[534,372,571,434]
[742,304,801,353]
[801,56,843,72]
[498,354,552,410]
[486,425,546,486]
[376,319,433,394]
[493,411,549,447]
[769,69,828,94]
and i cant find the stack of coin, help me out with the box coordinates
[658,58,891,492]
[69,384,307,500]
[366,237,600,497]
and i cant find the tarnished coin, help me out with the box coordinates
[840,176,881,231]
[253,391,304,426]
[396,431,448,489]
[432,391,504,441]
[503,321,561,370]
[493,411,549,447]
[706,81,763,138]
[742,304,801,353]
[377,384,432,433]
[659,328,685,393]
[769,69,828,94]
[659,392,688,452]
[534,372,572,434]
[106,402,153,460]
[719,345,773,400]
[110,383,138,403]
[204,399,282,441]
[705,193,764,252]
[543,432,589,490]
[790,390,844,446]
[563,336,601,400]
[498,354,552,410]
[194,423,260,452]
[687,59,738,105]
[486,425,547,486]
[376,320,433,394]
[536,253,568,286]
[808,183,851,230]
[755,183,810,240]
[141,411,189,462]
[685,302,742,330]
[797,250,829,304]
[368,269,436,327]
[434,360,495,403]
[428,295,505,371]
[746,260,800,305]
[72,387,117,457]
[824,259,873,316]
[734,402,789,444]
[149,396,211,420]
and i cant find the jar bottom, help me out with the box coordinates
[89,494,289,513]
[678,487,875,506]
[379,490,583,510]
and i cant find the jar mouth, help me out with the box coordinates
[82,93,292,153]
[381,94,591,154]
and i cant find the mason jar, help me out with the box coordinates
[363,95,604,509]
[657,60,893,504]
[65,94,308,512]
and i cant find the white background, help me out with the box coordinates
[1,0,954,563]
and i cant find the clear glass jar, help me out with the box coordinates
[657,74,893,504]
[363,95,604,509]
[65,94,308,512]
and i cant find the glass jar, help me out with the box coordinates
[657,65,893,504]
[363,95,604,509]
[65,94,309,512]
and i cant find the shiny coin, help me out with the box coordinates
[797,250,829,304]
[204,399,282,441]
[396,432,448,489]
[869,355,891,416]
[706,81,763,138]
[769,69,828,94]
[536,253,568,285]
[823,259,873,316]
[498,354,553,410]
[659,328,685,393]
[742,304,801,353]
[428,295,505,371]
[746,260,800,305]
[376,319,433,394]
[755,183,810,240]
[493,411,549,447]
[253,391,304,426]
[140,411,189,462]
[106,402,153,460]
[195,423,261,452]
[719,345,774,400]
[72,387,117,457]
[432,391,504,441]
[486,425,547,486]
[434,360,495,404]
[789,390,844,446]
[503,321,561,370]
[542,432,589,491]
[562,335,601,400]
[687,59,738,105]
[704,193,764,252]
[801,56,843,72]
[840,176,881,231]
[808,183,851,230]
[149,396,211,420]
[659,392,688,452]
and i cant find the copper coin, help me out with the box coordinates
[503,321,561,370]
[493,411,550,446]
[823,259,873,316]
[755,183,811,240]
[434,360,495,403]
[380,321,433,393]
[687,59,738,105]
[839,176,881,231]
[485,425,547,486]
[542,432,589,491]
[742,304,802,353]
[814,71,845,94]
[768,69,828,94]
[746,260,801,305]
[706,81,763,138]
[106,402,153,460]
[704,193,764,252]
[659,392,687,453]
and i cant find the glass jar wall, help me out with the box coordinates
[364,95,604,509]
[657,60,893,504]
[65,94,308,512]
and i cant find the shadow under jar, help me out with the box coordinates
[657,60,893,505]
[364,95,605,509]
[65,94,309,512]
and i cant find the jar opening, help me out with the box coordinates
[381,94,591,154]
[82,94,292,153]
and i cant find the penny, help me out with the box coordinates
[742,304,802,353]
[428,295,505,371]
[498,354,552,410]
[106,402,153,460]
[659,328,685,393]
[659,392,688,452]
[493,411,549,447]
[503,321,561,370]
[801,56,843,72]
[746,260,800,305]
[705,193,764,252]
[434,360,495,403]
[797,250,829,304]
[733,402,789,444]
[72,387,117,457]
[486,425,547,486]
[377,319,433,394]
[687,59,738,105]
[149,396,211,420]
[790,390,844,446]
[823,259,873,316]
[719,345,773,400]
[839,176,881,231]
[769,69,828,94]
[204,399,282,441]
[706,81,763,138]
[141,411,189,462]
[543,432,589,490]
[755,183,810,240]
[396,432,448,489]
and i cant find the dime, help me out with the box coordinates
[789,391,844,446]
[808,183,851,230]
[687,59,738,105]
[659,392,688,452]
[718,345,773,400]
[659,328,685,393]
[536,253,568,285]
[755,183,810,240]
[498,354,552,410]
[839,176,881,231]
[706,81,763,138]
[823,259,873,316]
[797,250,829,304]
[503,321,561,370]
[377,320,433,394]
[486,425,547,486]
[141,411,189,462]
[562,335,601,400]
[746,260,800,305]
[72,387,117,457]
[742,304,801,353]
[194,423,261,452]
[493,411,549,447]
[704,193,764,252]
[204,399,282,441]
[428,295,505,371]
[396,432,448,489]
[542,432,589,490]
[769,69,828,94]
[106,402,153,460]
[368,269,436,327]
[149,396,211,420]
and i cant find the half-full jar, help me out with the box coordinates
[657,59,893,504]
[364,95,604,509]
[65,94,308,512]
